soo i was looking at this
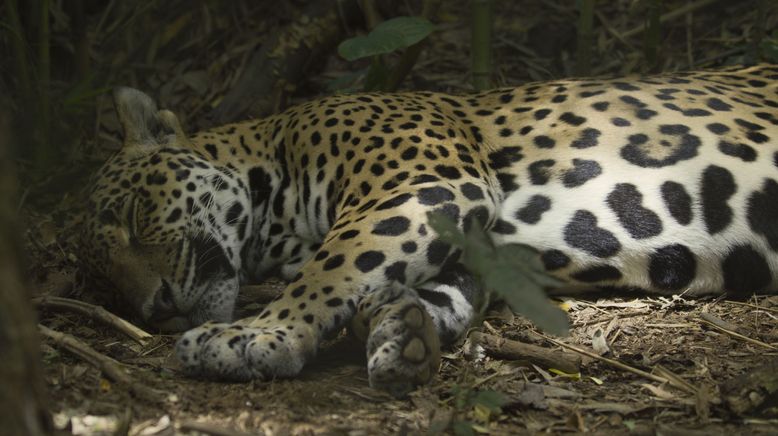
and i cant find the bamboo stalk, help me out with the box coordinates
[643,0,662,71]
[71,0,90,81]
[357,0,381,30]
[5,0,32,103]
[576,0,595,76]
[748,0,769,61]
[471,0,493,91]
[37,0,51,168]
[385,0,441,91]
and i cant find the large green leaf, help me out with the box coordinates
[472,390,508,413]
[427,212,569,336]
[338,16,435,61]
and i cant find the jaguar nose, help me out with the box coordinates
[150,280,179,322]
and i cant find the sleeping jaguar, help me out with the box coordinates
[80,64,778,396]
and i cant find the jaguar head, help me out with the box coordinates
[79,88,251,331]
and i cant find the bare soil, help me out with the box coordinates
[35,278,778,434]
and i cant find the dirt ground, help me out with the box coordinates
[34,277,778,435]
[21,0,778,434]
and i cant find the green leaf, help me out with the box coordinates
[338,16,435,61]
[472,390,508,413]
[325,68,368,92]
[452,421,476,436]
[363,58,390,91]
[761,36,778,63]
[427,212,570,336]
[427,211,467,247]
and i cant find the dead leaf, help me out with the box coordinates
[514,381,548,409]
[641,383,678,401]
[591,327,611,355]
[578,401,649,414]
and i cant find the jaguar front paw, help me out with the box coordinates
[175,321,312,381]
[355,285,442,398]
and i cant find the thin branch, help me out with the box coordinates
[619,0,720,40]
[536,332,697,395]
[699,312,747,335]
[39,325,161,402]
[178,421,257,436]
[697,317,777,350]
[33,296,153,345]
[469,332,581,374]
[595,10,636,51]
[724,300,778,315]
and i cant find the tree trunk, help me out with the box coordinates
[0,103,51,434]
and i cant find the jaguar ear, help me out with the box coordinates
[113,87,185,148]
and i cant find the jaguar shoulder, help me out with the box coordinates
[80,64,778,396]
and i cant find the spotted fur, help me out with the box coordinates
[80,65,778,396]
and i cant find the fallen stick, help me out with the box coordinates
[39,325,160,402]
[33,296,152,345]
[697,316,776,350]
[535,332,697,395]
[699,312,748,335]
[724,300,778,315]
[469,332,581,374]
[721,358,778,415]
[652,364,699,396]
[178,421,256,436]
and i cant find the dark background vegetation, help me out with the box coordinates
[2,0,776,207]
[1,0,778,434]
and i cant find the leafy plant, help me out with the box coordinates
[338,16,435,61]
[427,212,569,336]
[336,16,435,91]
[761,29,778,62]
[447,386,508,436]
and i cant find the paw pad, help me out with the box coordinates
[402,337,427,363]
[362,285,442,397]
[403,306,424,329]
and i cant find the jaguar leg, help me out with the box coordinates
[176,179,495,389]
[351,265,479,397]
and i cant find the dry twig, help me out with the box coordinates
[724,300,778,315]
[536,332,697,395]
[699,312,748,335]
[178,421,256,436]
[469,332,581,374]
[721,358,778,415]
[39,325,161,402]
[697,316,777,350]
[33,295,153,345]
[619,0,721,40]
